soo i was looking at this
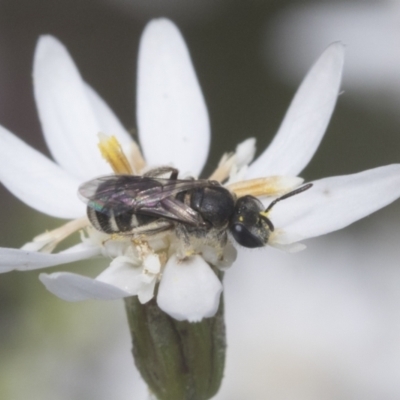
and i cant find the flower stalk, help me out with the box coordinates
[124,273,226,400]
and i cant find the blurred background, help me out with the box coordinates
[1,0,400,399]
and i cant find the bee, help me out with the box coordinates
[78,167,312,250]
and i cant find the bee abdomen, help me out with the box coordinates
[87,207,113,233]
[87,207,156,234]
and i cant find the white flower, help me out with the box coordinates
[1,18,400,322]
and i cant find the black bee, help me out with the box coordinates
[78,167,311,249]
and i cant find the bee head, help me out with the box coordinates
[229,184,313,248]
[229,195,273,248]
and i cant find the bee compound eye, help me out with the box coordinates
[230,223,265,248]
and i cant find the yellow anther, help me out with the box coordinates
[208,152,235,182]
[227,176,303,198]
[25,217,90,253]
[98,133,133,174]
[126,140,146,174]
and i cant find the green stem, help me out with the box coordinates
[124,290,226,400]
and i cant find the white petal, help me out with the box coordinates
[143,253,161,274]
[157,254,222,322]
[138,277,157,304]
[96,256,143,295]
[201,242,238,269]
[271,164,400,243]
[137,18,210,176]
[33,35,114,180]
[84,84,133,147]
[0,244,100,273]
[269,241,307,253]
[39,271,130,301]
[247,42,344,178]
[0,126,84,218]
[235,138,256,169]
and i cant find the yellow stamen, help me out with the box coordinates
[98,133,133,174]
[208,152,235,182]
[226,176,303,198]
[26,217,90,253]
[126,140,146,174]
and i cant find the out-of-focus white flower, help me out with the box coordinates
[266,1,400,103]
[1,18,400,322]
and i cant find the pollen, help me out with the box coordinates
[98,133,133,175]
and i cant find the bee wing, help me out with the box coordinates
[78,175,214,224]
[134,178,214,206]
[137,197,204,226]
[78,175,151,216]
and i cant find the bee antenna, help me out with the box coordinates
[264,183,313,214]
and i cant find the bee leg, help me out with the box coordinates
[173,224,229,262]
[125,219,174,238]
[174,223,192,248]
[144,167,179,180]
